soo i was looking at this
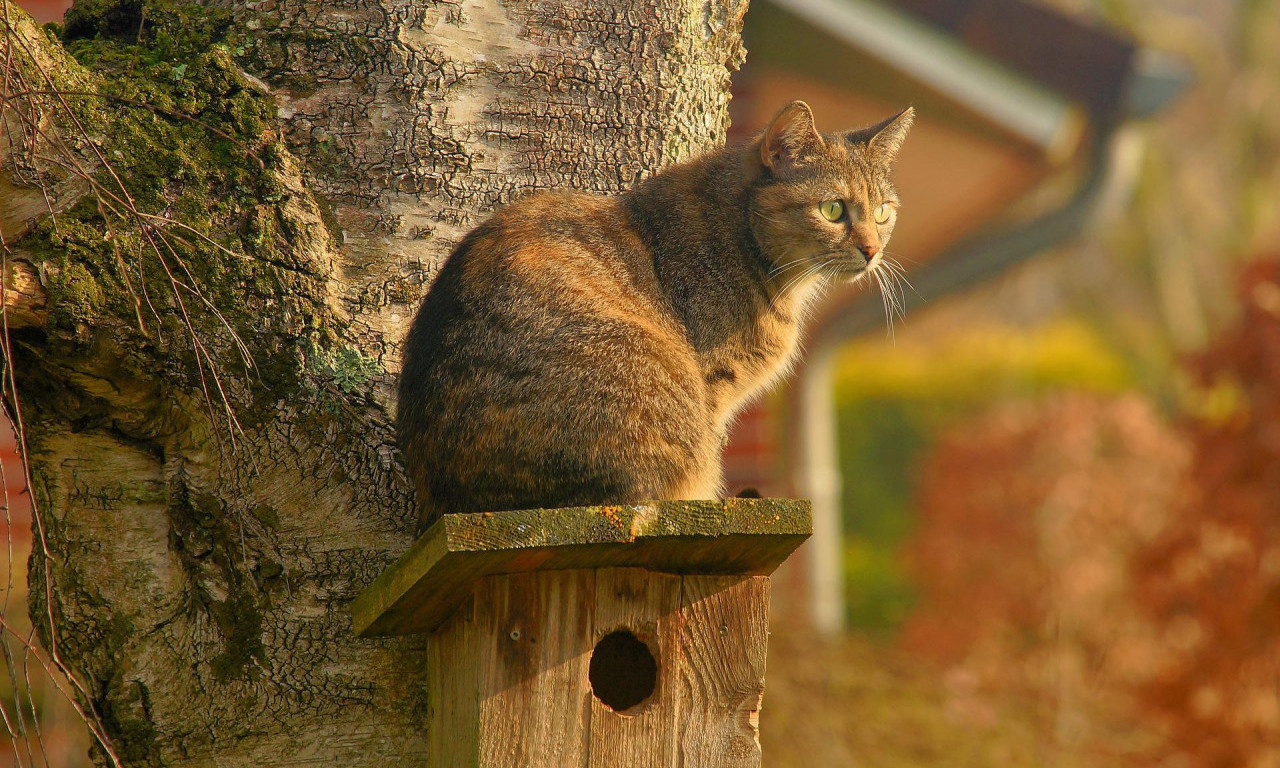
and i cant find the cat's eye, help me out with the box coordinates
[819,200,845,222]
[874,202,893,224]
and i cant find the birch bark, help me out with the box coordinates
[0,0,746,762]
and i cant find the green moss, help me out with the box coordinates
[62,0,235,66]
[208,589,265,683]
[44,261,106,327]
[17,0,344,413]
[251,502,279,528]
[304,342,383,394]
[106,678,158,763]
[61,0,146,43]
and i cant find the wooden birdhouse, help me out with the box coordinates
[351,498,811,768]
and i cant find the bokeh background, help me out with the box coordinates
[4,0,1280,765]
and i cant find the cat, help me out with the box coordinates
[397,100,912,531]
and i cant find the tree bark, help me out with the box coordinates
[0,0,746,763]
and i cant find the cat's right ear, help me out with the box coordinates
[761,100,824,172]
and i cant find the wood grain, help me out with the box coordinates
[352,499,810,636]
[429,570,595,768]
[426,595,481,768]
[477,571,594,768]
[675,576,770,768]
[424,567,776,767]
[588,567,682,768]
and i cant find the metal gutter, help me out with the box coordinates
[794,121,1125,634]
[766,0,1192,632]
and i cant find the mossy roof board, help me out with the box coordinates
[351,498,812,637]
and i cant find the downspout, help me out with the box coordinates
[795,117,1137,634]
[795,350,844,634]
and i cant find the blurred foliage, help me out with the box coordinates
[1065,0,1280,352]
[763,628,1121,768]
[833,320,1134,632]
[819,1,1280,762]
[901,257,1280,766]
[820,5,1280,759]
[1131,257,1280,766]
[835,321,1133,403]
[904,393,1186,762]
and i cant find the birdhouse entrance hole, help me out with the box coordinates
[589,629,657,712]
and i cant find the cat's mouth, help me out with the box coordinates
[831,257,877,281]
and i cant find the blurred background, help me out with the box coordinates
[5,0,1280,765]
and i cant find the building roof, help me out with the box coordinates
[891,0,1136,117]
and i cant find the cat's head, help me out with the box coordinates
[750,101,913,286]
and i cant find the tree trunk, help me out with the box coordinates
[0,0,746,762]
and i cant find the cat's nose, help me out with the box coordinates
[859,244,880,260]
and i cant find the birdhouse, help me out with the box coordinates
[351,498,811,768]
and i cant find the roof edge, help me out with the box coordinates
[768,0,1083,154]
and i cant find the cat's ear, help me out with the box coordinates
[853,106,914,163]
[761,100,824,172]
[860,106,911,161]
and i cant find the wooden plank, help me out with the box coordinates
[474,570,594,768]
[352,498,810,637]
[588,568,681,768]
[426,596,481,768]
[673,575,769,768]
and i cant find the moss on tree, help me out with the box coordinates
[14,0,376,426]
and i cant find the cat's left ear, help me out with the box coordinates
[855,106,914,163]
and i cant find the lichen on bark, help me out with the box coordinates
[1,0,748,761]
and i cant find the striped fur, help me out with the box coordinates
[398,101,913,530]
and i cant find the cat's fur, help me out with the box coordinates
[398,101,913,530]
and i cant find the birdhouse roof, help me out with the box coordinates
[351,499,812,637]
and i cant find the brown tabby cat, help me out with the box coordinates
[398,101,912,530]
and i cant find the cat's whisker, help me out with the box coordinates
[873,259,908,320]
[884,281,904,338]
[889,268,912,321]
[889,272,908,325]
[771,262,810,296]
[770,259,828,313]
[788,261,827,298]
[882,250,923,268]
[872,268,896,341]
[881,257,921,303]
[767,256,815,278]
[821,259,848,285]
[752,210,788,227]
[877,262,907,325]
[883,269,906,321]
[767,249,845,296]
[769,272,802,311]
[880,272,901,327]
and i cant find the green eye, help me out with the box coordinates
[874,202,893,224]
[819,200,845,222]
